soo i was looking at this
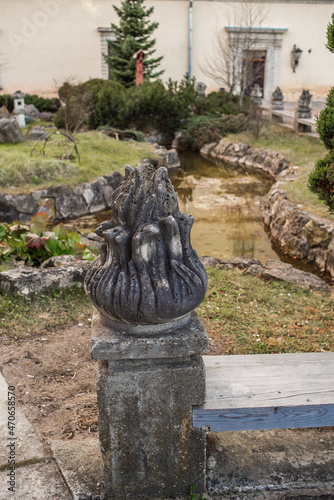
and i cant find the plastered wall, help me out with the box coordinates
[0,0,333,101]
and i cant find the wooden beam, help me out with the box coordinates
[193,353,334,432]
[193,403,334,432]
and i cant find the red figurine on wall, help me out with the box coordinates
[133,49,145,85]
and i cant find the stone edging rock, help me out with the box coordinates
[0,148,182,225]
[201,139,289,178]
[201,138,334,280]
[0,172,122,224]
[0,256,329,298]
[201,256,330,293]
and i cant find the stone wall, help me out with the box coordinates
[262,186,334,279]
[201,139,289,178]
[201,139,334,280]
[0,172,122,223]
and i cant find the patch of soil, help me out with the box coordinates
[0,320,222,445]
[0,323,99,442]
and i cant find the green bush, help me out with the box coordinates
[308,14,334,211]
[124,80,183,134]
[195,91,245,116]
[0,94,14,113]
[25,94,61,112]
[308,153,334,213]
[85,79,127,130]
[316,106,334,150]
[177,114,248,151]
[54,106,66,129]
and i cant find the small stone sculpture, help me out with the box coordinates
[297,89,312,118]
[250,83,263,104]
[85,164,207,325]
[271,87,284,110]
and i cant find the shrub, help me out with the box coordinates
[308,153,334,213]
[56,80,96,133]
[124,80,182,133]
[25,94,61,112]
[0,94,14,113]
[55,76,198,135]
[308,13,334,211]
[177,114,248,151]
[195,91,244,116]
[316,105,334,150]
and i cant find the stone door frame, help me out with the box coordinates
[225,27,287,103]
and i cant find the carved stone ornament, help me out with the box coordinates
[271,87,284,103]
[84,164,207,325]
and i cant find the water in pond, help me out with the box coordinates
[70,152,281,264]
[170,151,280,262]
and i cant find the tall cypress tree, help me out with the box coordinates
[308,14,334,212]
[105,0,164,87]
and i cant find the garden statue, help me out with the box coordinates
[133,49,144,86]
[271,87,284,110]
[297,89,312,118]
[85,164,207,325]
[86,163,208,499]
[251,83,263,104]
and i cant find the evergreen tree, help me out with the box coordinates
[308,14,334,212]
[105,0,164,87]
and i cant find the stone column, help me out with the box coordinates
[85,164,209,499]
[91,310,208,499]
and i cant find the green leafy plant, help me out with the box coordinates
[0,212,96,267]
[24,94,61,112]
[189,483,205,500]
[308,14,334,212]
[177,114,248,151]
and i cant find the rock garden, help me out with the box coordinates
[1,76,334,499]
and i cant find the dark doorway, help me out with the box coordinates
[242,50,266,96]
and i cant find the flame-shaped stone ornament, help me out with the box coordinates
[85,164,207,325]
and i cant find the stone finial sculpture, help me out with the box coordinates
[250,83,263,104]
[298,89,312,118]
[271,87,284,110]
[85,164,207,325]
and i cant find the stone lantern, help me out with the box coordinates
[12,90,26,128]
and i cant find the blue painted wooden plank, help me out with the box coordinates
[193,404,334,432]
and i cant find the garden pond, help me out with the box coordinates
[69,151,282,263]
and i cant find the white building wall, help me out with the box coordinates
[0,0,333,101]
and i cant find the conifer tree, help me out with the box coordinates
[105,0,164,87]
[308,14,334,212]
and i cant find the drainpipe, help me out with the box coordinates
[188,0,193,78]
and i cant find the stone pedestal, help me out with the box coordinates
[91,310,208,499]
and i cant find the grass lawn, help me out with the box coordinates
[0,129,156,195]
[227,122,334,220]
[1,268,333,356]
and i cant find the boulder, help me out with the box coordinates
[0,264,89,297]
[25,104,41,119]
[155,148,181,169]
[25,126,47,141]
[0,118,24,143]
[262,260,330,293]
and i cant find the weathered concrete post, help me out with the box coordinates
[85,164,208,499]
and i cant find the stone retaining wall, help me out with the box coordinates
[262,186,334,279]
[0,171,122,223]
[201,139,289,178]
[201,138,334,280]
